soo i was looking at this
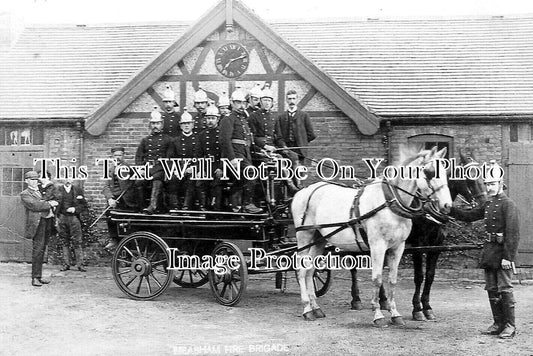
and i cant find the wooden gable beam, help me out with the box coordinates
[85,2,226,136]
[233,1,380,135]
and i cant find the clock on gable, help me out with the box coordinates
[215,43,249,78]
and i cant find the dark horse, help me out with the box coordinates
[349,153,487,320]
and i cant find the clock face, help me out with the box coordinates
[215,43,249,78]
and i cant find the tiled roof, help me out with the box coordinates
[271,17,533,116]
[0,23,189,119]
[0,16,532,120]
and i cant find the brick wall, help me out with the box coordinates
[390,123,503,164]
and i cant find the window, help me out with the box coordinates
[0,127,44,146]
[408,134,453,159]
[1,167,33,196]
[509,124,518,142]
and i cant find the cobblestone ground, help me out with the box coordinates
[2,262,533,356]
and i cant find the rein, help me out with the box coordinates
[294,179,430,253]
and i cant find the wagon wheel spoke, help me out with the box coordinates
[143,242,148,257]
[152,266,168,275]
[152,259,167,267]
[187,271,196,285]
[220,281,229,298]
[145,275,152,295]
[313,269,332,298]
[117,259,132,266]
[117,269,132,276]
[124,275,137,287]
[135,276,144,294]
[315,274,325,285]
[134,238,142,257]
[150,272,163,288]
[122,246,135,259]
[230,281,239,297]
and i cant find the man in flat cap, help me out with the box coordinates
[102,147,138,249]
[20,171,59,286]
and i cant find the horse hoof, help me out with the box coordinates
[412,311,427,321]
[303,311,316,321]
[351,301,363,310]
[423,309,436,321]
[373,318,388,328]
[391,316,406,327]
[313,308,326,318]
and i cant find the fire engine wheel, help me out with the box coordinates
[313,268,332,297]
[208,242,248,307]
[173,242,210,288]
[294,268,332,297]
[112,232,173,301]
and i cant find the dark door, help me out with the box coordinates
[508,143,533,266]
[0,150,44,261]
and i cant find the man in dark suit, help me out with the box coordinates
[20,171,58,286]
[57,178,87,272]
[275,89,316,165]
[102,147,137,249]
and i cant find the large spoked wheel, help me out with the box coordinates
[173,242,210,288]
[174,269,209,288]
[313,268,332,297]
[112,232,173,301]
[208,242,248,306]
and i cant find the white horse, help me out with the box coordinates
[292,147,452,326]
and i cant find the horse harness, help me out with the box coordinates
[293,179,428,254]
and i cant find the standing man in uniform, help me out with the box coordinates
[21,171,58,286]
[102,147,138,250]
[219,89,263,214]
[193,88,209,134]
[161,85,181,138]
[275,89,316,165]
[450,160,520,339]
[169,109,198,210]
[56,177,87,272]
[136,108,174,214]
[196,104,223,211]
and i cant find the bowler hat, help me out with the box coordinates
[111,147,125,153]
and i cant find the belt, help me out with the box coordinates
[231,139,250,146]
[486,232,504,243]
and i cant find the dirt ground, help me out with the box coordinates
[2,263,533,356]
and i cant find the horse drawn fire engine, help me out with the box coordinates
[108,157,332,307]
